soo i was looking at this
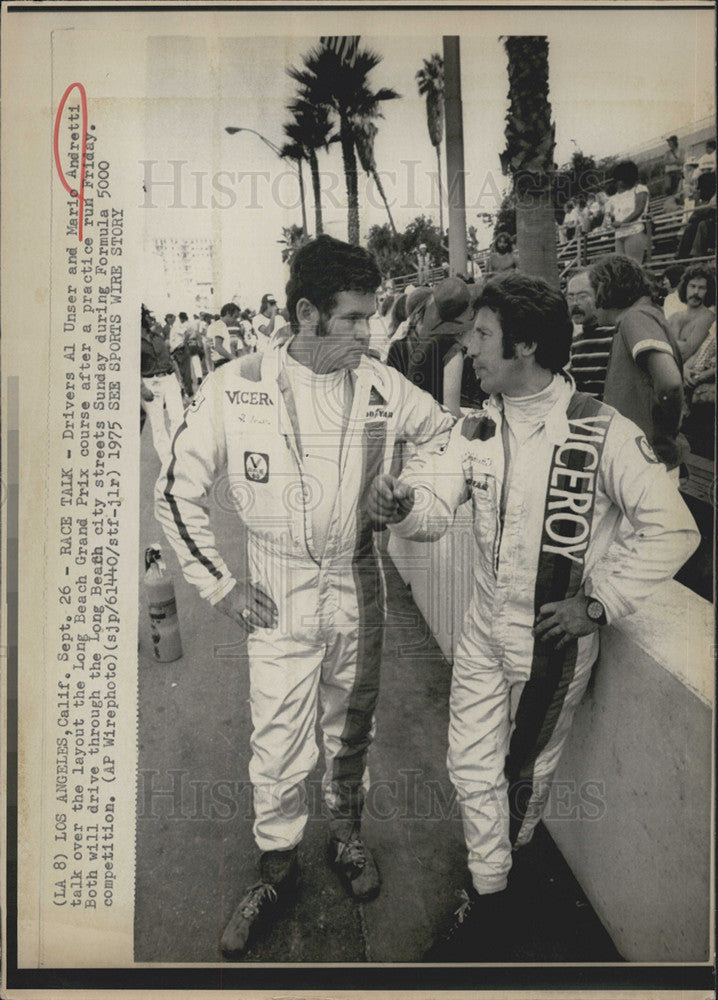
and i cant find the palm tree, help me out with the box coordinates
[500,36,558,287]
[352,118,397,235]
[287,43,399,245]
[278,131,308,236]
[416,54,445,235]
[287,97,338,236]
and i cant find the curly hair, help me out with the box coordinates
[611,160,640,189]
[473,273,572,371]
[285,234,381,333]
[588,254,650,310]
[677,263,716,308]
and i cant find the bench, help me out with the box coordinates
[680,453,715,506]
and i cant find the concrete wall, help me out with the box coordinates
[388,515,714,963]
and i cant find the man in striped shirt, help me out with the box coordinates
[566,269,615,399]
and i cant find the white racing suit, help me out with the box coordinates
[392,376,699,894]
[155,340,454,852]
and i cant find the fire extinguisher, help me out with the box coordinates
[144,545,183,662]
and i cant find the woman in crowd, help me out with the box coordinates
[605,160,650,262]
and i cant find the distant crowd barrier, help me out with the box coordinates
[388,505,713,962]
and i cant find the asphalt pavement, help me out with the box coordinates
[135,407,622,964]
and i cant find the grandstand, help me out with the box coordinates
[388,117,716,522]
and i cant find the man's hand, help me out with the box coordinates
[367,474,415,528]
[533,592,599,650]
[141,383,155,402]
[215,580,278,634]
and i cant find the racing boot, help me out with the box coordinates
[422,882,509,963]
[327,819,381,902]
[220,847,298,958]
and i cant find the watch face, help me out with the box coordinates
[587,599,604,622]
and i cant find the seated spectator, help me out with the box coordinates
[664,135,684,196]
[681,153,700,205]
[661,265,686,320]
[675,171,716,259]
[566,269,615,399]
[486,232,517,274]
[604,161,650,263]
[668,263,716,362]
[586,189,608,230]
[695,139,716,178]
[681,322,716,461]
[575,195,591,235]
[562,200,580,241]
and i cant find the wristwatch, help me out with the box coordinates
[585,596,607,626]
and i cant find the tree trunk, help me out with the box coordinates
[340,118,360,245]
[515,183,558,288]
[372,169,396,235]
[297,159,308,236]
[502,37,558,288]
[308,148,323,235]
[436,144,444,236]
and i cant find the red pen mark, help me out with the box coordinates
[53,82,88,242]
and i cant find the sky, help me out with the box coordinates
[122,6,716,312]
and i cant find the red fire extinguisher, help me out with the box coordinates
[144,545,183,662]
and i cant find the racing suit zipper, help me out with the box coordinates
[284,435,321,568]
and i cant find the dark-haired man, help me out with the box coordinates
[155,234,455,957]
[590,254,688,476]
[369,273,698,960]
[668,263,715,362]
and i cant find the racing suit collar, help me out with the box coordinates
[488,372,576,446]
[277,336,389,405]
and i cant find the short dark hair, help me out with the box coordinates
[473,273,572,371]
[678,263,716,307]
[260,293,277,312]
[178,311,188,322]
[706,140,716,152]
[220,302,240,319]
[285,234,381,333]
[589,254,650,310]
[612,160,639,189]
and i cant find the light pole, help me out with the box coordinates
[225,126,307,235]
[443,37,468,278]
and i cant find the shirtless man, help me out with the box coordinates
[668,263,716,363]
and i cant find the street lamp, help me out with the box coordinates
[225,125,284,160]
[225,125,307,235]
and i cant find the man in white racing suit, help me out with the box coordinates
[155,234,455,958]
[369,273,699,961]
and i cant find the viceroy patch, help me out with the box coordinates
[244,451,269,483]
